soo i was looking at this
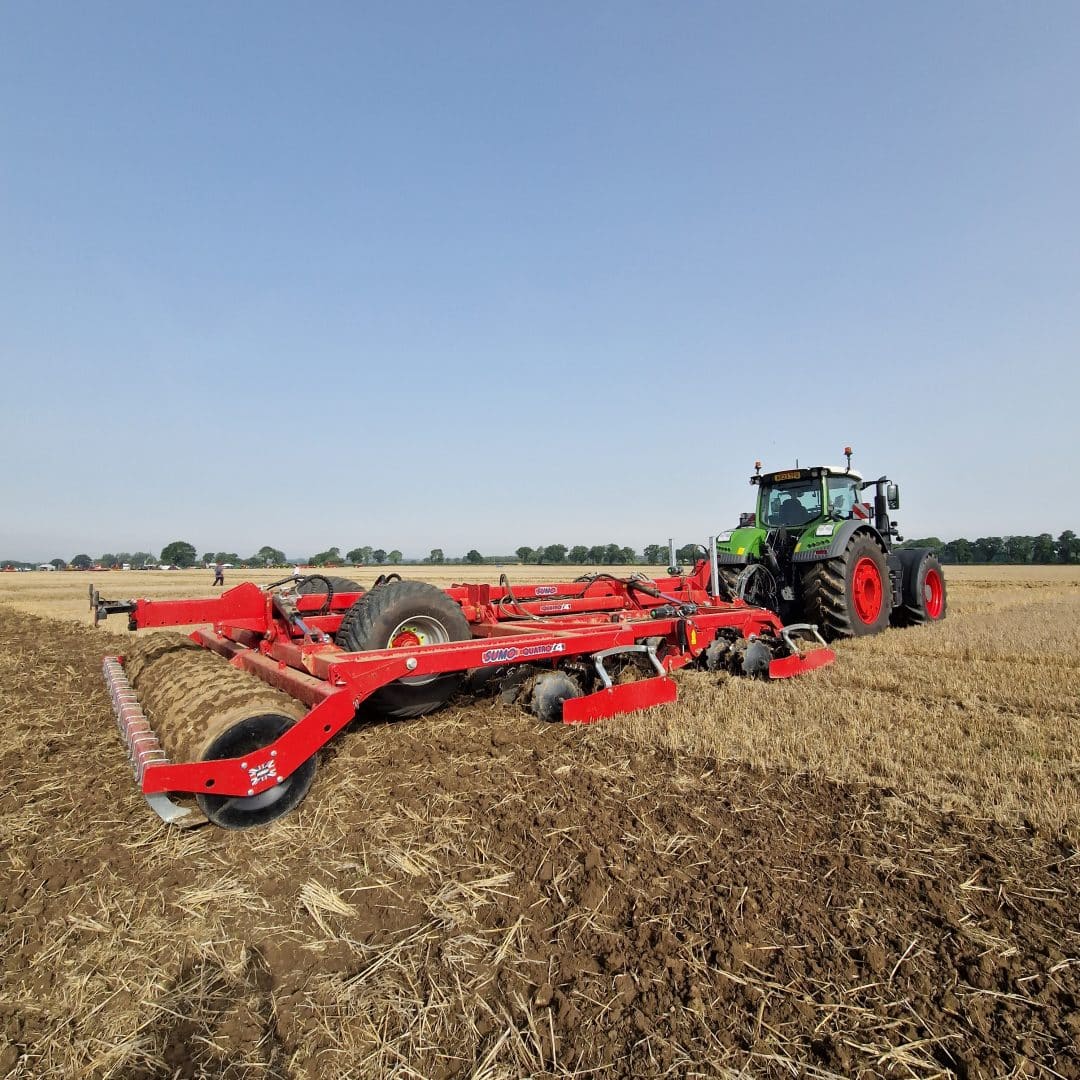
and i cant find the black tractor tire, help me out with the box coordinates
[335,580,471,719]
[891,550,947,627]
[735,563,780,612]
[800,532,892,640]
[293,575,361,615]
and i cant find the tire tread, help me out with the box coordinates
[336,581,471,719]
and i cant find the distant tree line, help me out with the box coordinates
[3,539,689,571]
[5,530,1076,572]
[898,531,1077,564]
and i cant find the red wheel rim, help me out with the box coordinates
[852,557,883,624]
[391,630,422,648]
[923,568,944,619]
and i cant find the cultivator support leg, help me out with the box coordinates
[101,657,198,825]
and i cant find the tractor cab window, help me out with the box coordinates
[760,478,822,528]
[826,476,860,519]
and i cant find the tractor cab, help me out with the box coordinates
[754,466,864,530]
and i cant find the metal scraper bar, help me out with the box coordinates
[101,657,198,826]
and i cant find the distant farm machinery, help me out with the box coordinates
[93,555,835,829]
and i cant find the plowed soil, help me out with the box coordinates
[0,604,1078,1078]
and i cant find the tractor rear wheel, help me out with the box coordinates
[800,533,891,640]
[335,580,471,719]
[892,551,947,627]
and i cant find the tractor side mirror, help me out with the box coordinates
[886,483,900,510]
[738,511,756,528]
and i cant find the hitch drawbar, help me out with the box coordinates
[90,586,136,629]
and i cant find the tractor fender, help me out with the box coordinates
[792,521,887,563]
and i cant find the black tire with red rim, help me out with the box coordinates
[335,580,471,719]
[892,550,947,627]
[800,532,892,640]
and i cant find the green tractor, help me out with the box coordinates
[714,448,946,639]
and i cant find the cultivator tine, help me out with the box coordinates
[101,657,198,825]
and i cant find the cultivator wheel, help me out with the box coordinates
[800,533,891,640]
[296,575,362,594]
[123,634,310,828]
[335,580,472,719]
[196,712,317,829]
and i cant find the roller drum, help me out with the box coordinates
[125,634,304,762]
[122,634,316,828]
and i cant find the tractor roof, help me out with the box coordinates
[756,465,864,485]
[821,465,863,481]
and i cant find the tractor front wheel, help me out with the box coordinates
[335,580,471,719]
[801,533,891,640]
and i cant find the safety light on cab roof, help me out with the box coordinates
[844,446,853,470]
[754,460,762,474]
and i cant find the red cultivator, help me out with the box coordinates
[93,553,834,829]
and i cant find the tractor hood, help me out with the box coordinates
[717,518,849,562]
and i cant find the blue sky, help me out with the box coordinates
[2,3,1078,560]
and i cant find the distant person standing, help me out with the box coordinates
[213,562,225,587]
[292,565,302,581]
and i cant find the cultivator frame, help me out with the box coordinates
[94,556,834,827]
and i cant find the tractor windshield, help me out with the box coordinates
[760,478,822,528]
[827,475,861,518]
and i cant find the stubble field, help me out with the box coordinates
[0,565,1077,1078]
